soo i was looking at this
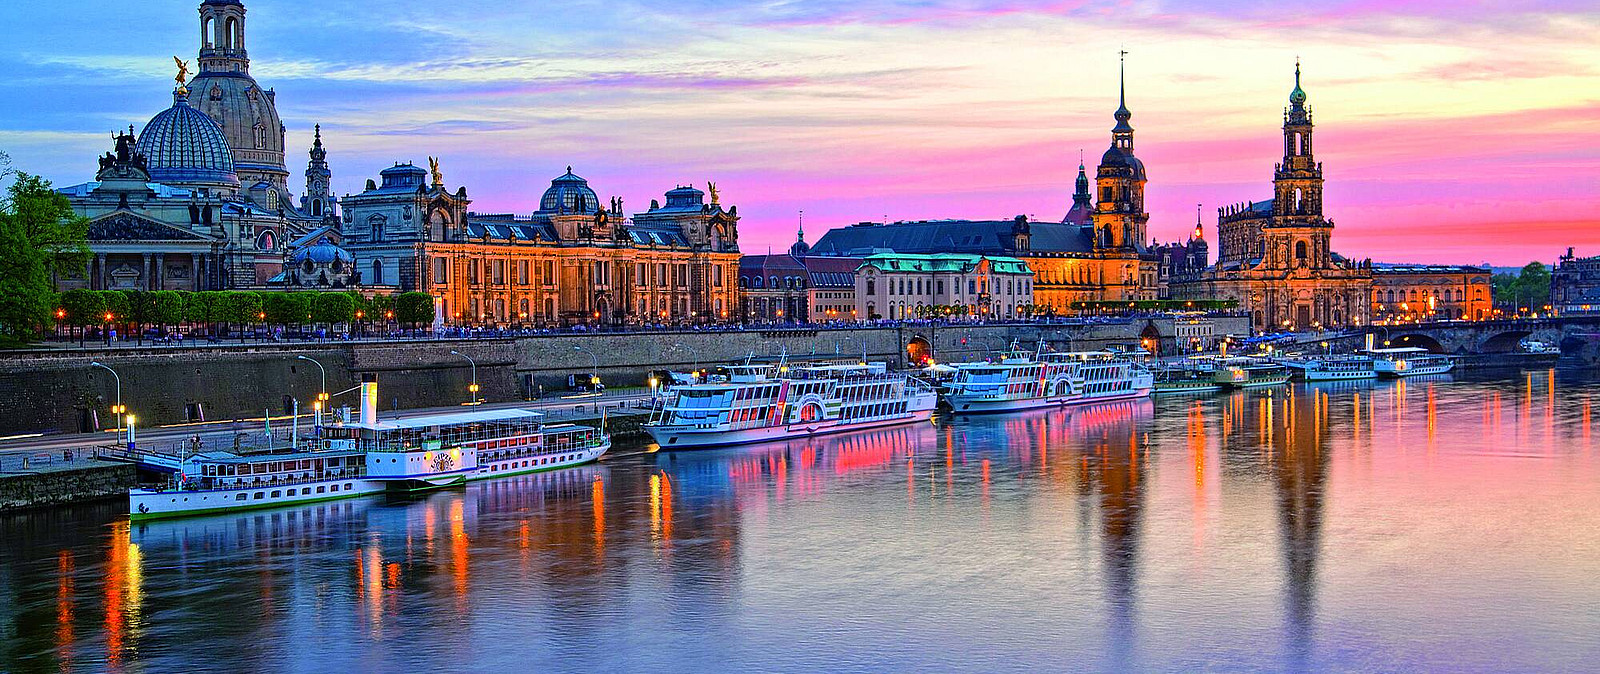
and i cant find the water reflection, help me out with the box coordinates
[4,374,1600,671]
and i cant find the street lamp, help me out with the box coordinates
[573,345,599,391]
[449,350,479,404]
[89,361,125,446]
[296,355,329,426]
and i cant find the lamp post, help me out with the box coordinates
[296,355,329,427]
[449,350,479,404]
[89,361,125,446]
[573,345,599,392]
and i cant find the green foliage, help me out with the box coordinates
[395,292,435,327]
[121,289,152,325]
[312,292,354,325]
[361,292,394,320]
[218,291,264,324]
[1492,262,1553,311]
[58,289,104,327]
[150,290,184,326]
[185,291,219,324]
[100,290,131,323]
[0,172,88,342]
[262,292,311,325]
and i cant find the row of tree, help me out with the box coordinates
[54,288,437,340]
[1491,261,1552,313]
[0,164,90,345]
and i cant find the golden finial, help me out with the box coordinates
[707,181,720,205]
[173,56,191,95]
[428,156,443,186]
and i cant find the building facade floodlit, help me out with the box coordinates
[1171,63,1373,332]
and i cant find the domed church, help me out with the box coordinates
[55,0,338,292]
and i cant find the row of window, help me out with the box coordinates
[865,276,1032,297]
[432,258,722,289]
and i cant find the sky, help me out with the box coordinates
[0,0,1596,266]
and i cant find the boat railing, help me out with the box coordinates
[150,467,371,493]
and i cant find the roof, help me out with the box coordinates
[332,407,545,432]
[538,167,601,215]
[138,91,238,187]
[57,181,194,199]
[857,252,1031,275]
[802,256,861,288]
[809,219,1095,257]
[1372,263,1489,275]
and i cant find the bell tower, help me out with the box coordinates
[198,0,249,75]
[301,125,334,219]
[1092,50,1149,252]
[1274,60,1322,219]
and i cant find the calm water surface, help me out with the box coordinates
[4,371,1600,672]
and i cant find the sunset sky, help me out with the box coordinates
[1,0,1596,265]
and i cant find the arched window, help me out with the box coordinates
[1295,241,1308,262]
[371,260,383,285]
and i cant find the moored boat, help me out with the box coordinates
[1277,354,1377,381]
[129,375,609,520]
[1153,362,1222,393]
[1370,347,1455,377]
[1213,359,1292,389]
[645,360,938,449]
[944,345,1152,413]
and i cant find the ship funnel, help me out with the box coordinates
[360,374,378,426]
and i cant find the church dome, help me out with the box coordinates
[138,90,239,188]
[289,239,354,265]
[538,167,601,214]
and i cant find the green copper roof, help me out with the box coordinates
[857,252,1031,275]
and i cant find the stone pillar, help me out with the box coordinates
[95,254,107,290]
[141,253,152,290]
[191,253,201,291]
[154,253,165,290]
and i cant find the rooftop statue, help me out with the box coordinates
[173,56,191,93]
[428,156,443,186]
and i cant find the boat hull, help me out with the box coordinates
[648,411,933,449]
[1377,364,1454,378]
[129,442,611,521]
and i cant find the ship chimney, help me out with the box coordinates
[360,374,378,426]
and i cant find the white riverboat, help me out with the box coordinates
[1277,354,1378,381]
[1370,347,1455,377]
[944,346,1153,414]
[129,376,609,520]
[645,361,939,449]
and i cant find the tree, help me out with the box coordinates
[218,291,263,340]
[58,288,104,345]
[100,290,131,327]
[262,291,311,327]
[150,290,184,329]
[395,292,435,332]
[312,292,354,327]
[186,291,220,335]
[1515,261,1551,312]
[0,172,89,343]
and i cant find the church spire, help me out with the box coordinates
[1113,49,1133,135]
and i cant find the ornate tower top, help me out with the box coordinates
[1286,58,1311,125]
[1112,50,1134,139]
[197,0,249,75]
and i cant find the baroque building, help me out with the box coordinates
[54,0,337,292]
[1370,264,1491,323]
[808,55,1158,314]
[1172,63,1373,331]
[338,165,741,326]
[1552,248,1600,315]
[853,253,1033,321]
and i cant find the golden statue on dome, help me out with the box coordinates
[428,156,443,186]
[173,56,191,94]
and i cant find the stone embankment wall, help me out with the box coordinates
[0,317,1247,435]
[0,463,136,510]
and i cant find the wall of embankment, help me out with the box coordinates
[0,317,1248,435]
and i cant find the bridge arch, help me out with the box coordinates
[906,335,932,366]
[1390,333,1446,353]
[1478,330,1532,354]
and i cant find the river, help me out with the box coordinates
[3,370,1599,672]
